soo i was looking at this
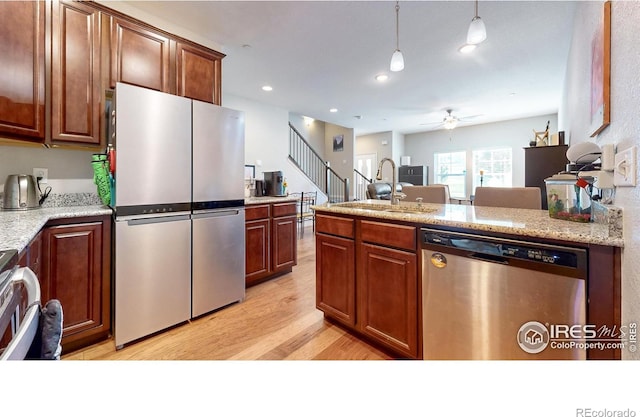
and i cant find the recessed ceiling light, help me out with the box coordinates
[329,108,338,113]
[261,85,273,92]
[375,74,389,82]
[458,44,477,54]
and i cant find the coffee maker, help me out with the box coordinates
[263,171,286,196]
[254,180,266,197]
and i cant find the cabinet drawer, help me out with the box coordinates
[246,204,270,221]
[272,202,297,218]
[316,214,354,239]
[360,220,416,251]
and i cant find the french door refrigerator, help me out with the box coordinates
[113,83,246,348]
[113,83,192,348]
[191,101,245,318]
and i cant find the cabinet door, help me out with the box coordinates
[51,0,102,145]
[245,218,271,286]
[316,233,356,327]
[27,230,43,280]
[176,42,223,104]
[110,16,170,92]
[272,215,297,272]
[0,0,45,141]
[42,221,107,350]
[358,243,418,358]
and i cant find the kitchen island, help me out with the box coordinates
[312,199,622,360]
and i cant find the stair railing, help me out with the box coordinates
[353,168,372,201]
[288,123,349,202]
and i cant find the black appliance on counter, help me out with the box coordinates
[254,180,266,197]
[263,171,285,196]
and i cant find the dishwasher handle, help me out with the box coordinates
[468,252,509,265]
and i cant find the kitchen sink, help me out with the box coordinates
[332,201,437,215]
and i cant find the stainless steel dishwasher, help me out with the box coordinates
[421,228,588,360]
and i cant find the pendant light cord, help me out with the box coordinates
[395,1,400,50]
[474,0,479,18]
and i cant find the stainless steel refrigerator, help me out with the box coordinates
[113,83,245,348]
[191,101,245,318]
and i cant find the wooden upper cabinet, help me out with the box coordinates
[51,0,102,145]
[110,16,170,92]
[176,42,223,104]
[0,0,45,141]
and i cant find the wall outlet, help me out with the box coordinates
[33,168,48,183]
[613,146,636,187]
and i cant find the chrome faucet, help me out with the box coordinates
[376,158,405,205]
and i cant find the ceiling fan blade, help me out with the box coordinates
[458,113,483,121]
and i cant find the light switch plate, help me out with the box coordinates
[613,146,637,187]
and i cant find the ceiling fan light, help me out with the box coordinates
[467,16,487,45]
[458,44,477,54]
[444,119,458,130]
[390,50,405,72]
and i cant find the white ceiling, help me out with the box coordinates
[120,1,577,135]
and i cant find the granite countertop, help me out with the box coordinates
[245,196,300,205]
[312,199,624,248]
[0,195,112,252]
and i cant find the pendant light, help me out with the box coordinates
[466,0,487,45]
[390,1,404,72]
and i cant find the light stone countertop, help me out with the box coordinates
[0,205,112,252]
[312,200,624,248]
[245,196,299,205]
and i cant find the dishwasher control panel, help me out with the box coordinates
[422,229,587,270]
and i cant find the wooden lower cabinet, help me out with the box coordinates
[245,201,297,286]
[358,243,418,358]
[272,214,297,273]
[245,218,270,284]
[42,216,111,353]
[315,214,419,358]
[316,233,355,327]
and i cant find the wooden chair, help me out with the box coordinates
[472,187,542,209]
[401,185,450,204]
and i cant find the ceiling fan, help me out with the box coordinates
[420,109,482,130]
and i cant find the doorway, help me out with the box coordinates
[355,153,376,200]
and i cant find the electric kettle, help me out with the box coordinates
[2,175,42,210]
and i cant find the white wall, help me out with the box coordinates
[224,94,326,202]
[403,114,558,197]
[560,1,640,359]
[324,123,354,182]
[356,131,392,182]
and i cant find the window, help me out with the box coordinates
[434,151,466,198]
[472,148,513,190]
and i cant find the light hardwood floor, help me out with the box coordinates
[64,224,393,360]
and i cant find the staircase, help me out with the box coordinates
[288,123,350,203]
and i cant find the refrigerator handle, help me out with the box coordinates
[125,214,191,226]
[192,209,242,219]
